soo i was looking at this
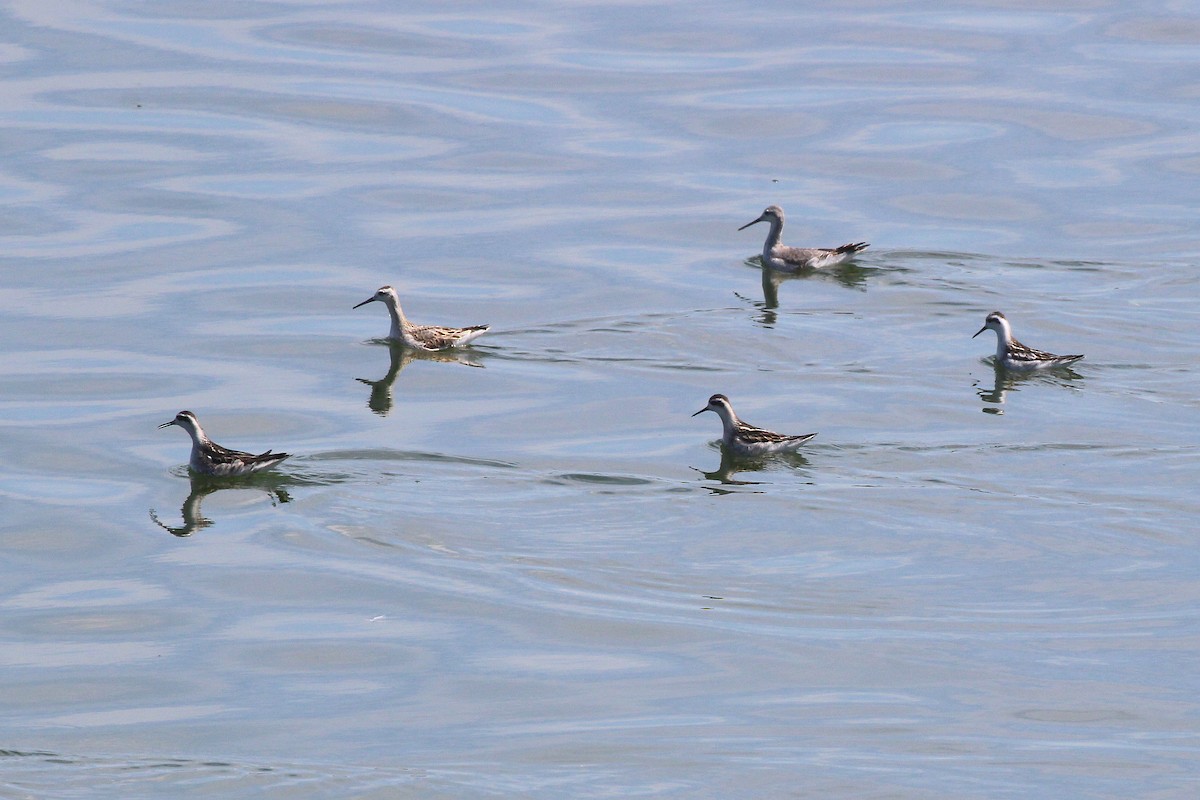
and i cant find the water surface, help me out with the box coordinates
[1,1,1198,798]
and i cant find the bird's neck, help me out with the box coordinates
[183,425,209,455]
[385,300,409,336]
[994,323,1014,356]
[716,409,740,440]
[761,219,784,254]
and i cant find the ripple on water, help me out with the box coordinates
[892,194,1046,228]
[0,211,236,258]
[0,752,427,797]
[3,579,170,610]
[547,472,658,487]
[892,102,1159,141]
[0,475,140,505]
[560,50,753,73]
[842,120,1007,150]
[42,141,210,162]
[256,21,498,58]
[310,449,517,471]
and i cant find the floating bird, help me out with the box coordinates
[158,410,291,476]
[739,205,868,271]
[692,394,817,456]
[354,285,489,350]
[973,311,1083,371]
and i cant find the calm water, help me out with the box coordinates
[2,1,1198,797]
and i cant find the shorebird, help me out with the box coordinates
[353,285,489,350]
[692,394,817,456]
[739,205,868,271]
[158,410,291,476]
[972,311,1083,371]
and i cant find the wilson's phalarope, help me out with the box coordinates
[972,311,1083,371]
[739,205,868,271]
[354,285,489,351]
[692,394,817,456]
[159,410,291,476]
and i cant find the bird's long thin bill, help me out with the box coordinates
[691,409,706,417]
[157,421,176,429]
[352,298,376,309]
[737,218,763,231]
[971,327,987,338]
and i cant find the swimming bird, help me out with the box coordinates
[972,311,1084,371]
[739,205,868,271]
[353,285,489,350]
[158,410,291,476]
[692,394,817,456]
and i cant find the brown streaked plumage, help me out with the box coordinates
[973,311,1083,371]
[739,205,868,271]
[158,411,291,476]
[692,394,817,456]
[353,285,489,351]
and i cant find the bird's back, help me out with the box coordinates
[194,442,291,476]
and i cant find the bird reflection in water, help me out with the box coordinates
[693,446,811,494]
[150,473,294,537]
[357,341,483,417]
[735,257,873,329]
[975,361,1084,415]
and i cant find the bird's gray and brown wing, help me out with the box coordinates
[201,442,289,474]
[775,246,825,267]
[203,442,255,469]
[411,324,489,350]
[737,424,816,446]
[1008,338,1082,365]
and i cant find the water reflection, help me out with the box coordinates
[693,446,811,493]
[357,341,483,416]
[149,473,294,537]
[751,255,873,289]
[975,361,1084,414]
[737,258,873,327]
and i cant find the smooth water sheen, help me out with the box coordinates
[2,1,1198,798]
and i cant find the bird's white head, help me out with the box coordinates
[738,205,784,231]
[972,310,1011,341]
[353,285,399,310]
[693,393,735,420]
[158,410,203,437]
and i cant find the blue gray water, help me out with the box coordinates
[2,1,1198,798]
